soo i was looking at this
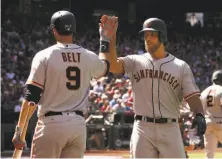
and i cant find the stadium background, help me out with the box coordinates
[1,0,222,158]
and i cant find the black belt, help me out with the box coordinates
[45,111,84,117]
[135,115,177,123]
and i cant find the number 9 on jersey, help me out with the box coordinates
[66,66,80,90]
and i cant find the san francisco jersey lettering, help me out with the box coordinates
[118,53,200,118]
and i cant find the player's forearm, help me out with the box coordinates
[186,95,204,115]
[109,35,125,74]
[99,35,118,72]
[109,34,118,67]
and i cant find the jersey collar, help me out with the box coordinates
[145,52,175,62]
[56,42,81,49]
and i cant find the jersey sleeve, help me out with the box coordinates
[118,55,135,76]
[26,53,46,89]
[182,62,200,100]
[89,51,108,79]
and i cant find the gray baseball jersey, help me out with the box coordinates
[200,84,222,123]
[26,42,107,117]
[118,53,200,118]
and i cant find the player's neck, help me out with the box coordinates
[151,46,167,60]
[56,36,73,44]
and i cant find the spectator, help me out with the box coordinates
[100,100,112,113]
[109,94,119,107]
[93,81,104,94]
[112,99,126,113]
[122,86,132,102]
[98,94,109,108]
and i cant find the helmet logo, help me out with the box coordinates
[65,24,72,31]
[146,23,152,28]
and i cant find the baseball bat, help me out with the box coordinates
[12,102,37,159]
[12,119,29,158]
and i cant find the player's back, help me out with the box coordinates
[201,84,222,122]
[33,43,105,116]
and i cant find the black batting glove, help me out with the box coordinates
[191,113,207,136]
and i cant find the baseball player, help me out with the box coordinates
[12,11,116,158]
[200,70,222,159]
[99,15,206,158]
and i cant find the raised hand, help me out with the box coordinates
[99,15,118,42]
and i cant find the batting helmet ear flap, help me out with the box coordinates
[50,24,55,29]
[158,32,168,46]
[50,24,55,35]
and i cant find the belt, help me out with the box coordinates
[135,115,177,123]
[45,111,84,117]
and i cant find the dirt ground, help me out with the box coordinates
[1,148,222,158]
[85,148,222,153]
[85,148,222,156]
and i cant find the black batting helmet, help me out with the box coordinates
[140,18,168,45]
[50,10,76,36]
[212,69,222,85]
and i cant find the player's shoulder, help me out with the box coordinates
[121,54,144,60]
[201,85,218,94]
[34,45,57,60]
[128,54,142,60]
[81,48,100,60]
[201,85,212,94]
[214,84,222,92]
[169,54,187,67]
[173,56,194,73]
[71,44,89,53]
[83,48,97,56]
[201,84,222,96]
[206,84,222,90]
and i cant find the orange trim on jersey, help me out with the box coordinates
[184,91,200,100]
[208,89,216,96]
[94,61,108,79]
[118,58,125,67]
[26,81,44,89]
[117,58,126,74]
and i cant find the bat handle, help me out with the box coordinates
[12,148,23,159]
[12,101,36,159]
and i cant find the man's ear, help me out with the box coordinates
[51,27,56,36]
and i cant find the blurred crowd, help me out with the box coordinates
[1,10,221,116]
[1,7,222,116]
